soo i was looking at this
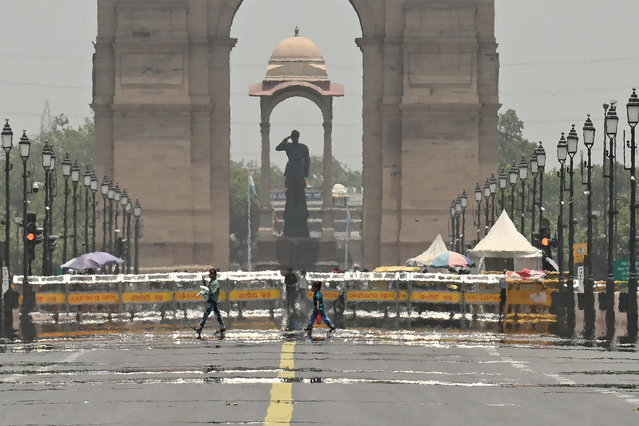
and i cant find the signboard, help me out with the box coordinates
[573,243,587,264]
[270,190,323,203]
[613,259,639,281]
[2,266,8,295]
[229,289,280,301]
[346,290,409,302]
[411,291,461,303]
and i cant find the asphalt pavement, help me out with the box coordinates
[1,325,638,425]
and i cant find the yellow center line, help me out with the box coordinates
[264,341,296,426]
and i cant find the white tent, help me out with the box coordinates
[467,210,542,271]
[405,234,448,267]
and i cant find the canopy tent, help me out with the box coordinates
[467,210,542,271]
[405,234,448,267]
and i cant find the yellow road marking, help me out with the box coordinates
[264,341,296,425]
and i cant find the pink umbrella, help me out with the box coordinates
[430,251,474,268]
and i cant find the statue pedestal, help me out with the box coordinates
[255,237,337,272]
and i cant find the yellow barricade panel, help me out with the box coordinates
[121,292,174,304]
[36,293,66,305]
[346,290,408,302]
[175,290,227,302]
[68,293,120,305]
[305,290,340,301]
[507,289,553,306]
[410,291,461,303]
[229,289,280,301]
[465,293,500,304]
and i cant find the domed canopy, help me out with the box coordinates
[250,28,343,98]
[265,28,327,81]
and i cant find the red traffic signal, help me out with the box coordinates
[541,237,550,247]
[26,232,35,241]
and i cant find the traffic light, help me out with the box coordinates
[25,213,43,261]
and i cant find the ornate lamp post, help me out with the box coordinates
[107,183,115,253]
[529,151,538,241]
[498,168,507,213]
[483,178,490,236]
[581,114,596,328]
[119,189,129,271]
[18,131,33,313]
[2,120,13,272]
[474,182,482,245]
[83,165,91,253]
[508,162,518,219]
[90,173,98,252]
[61,153,72,262]
[101,176,109,251]
[489,173,497,226]
[566,124,579,326]
[604,104,619,337]
[46,151,56,275]
[626,89,639,338]
[450,200,457,251]
[460,190,467,251]
[536,142,547,235]
[518,156,528,234]
[133,200,141,274]
[113,184,121,257]
[125,201,132,273]
[71,160,80,258]
[454,197,462,252]
[41,142,53,275]
[557,133,570,324]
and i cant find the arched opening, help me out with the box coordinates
[229,0,363,269]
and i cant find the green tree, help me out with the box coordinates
[498,109,537,171]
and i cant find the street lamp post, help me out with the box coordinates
[41,142,52,275]
[107,183,115,253]
[119,189,129,272]
[508,162,517,219]
[474,182,482,245]
[498,168,507,213]
[626,89,639,338]
[582,114,596,329]
[18,131,33,313]
[536,142,547,236]
[518,156,528,234]
[46,152,56,275]
[90,173,98,252]
[101,177,109,251]
[557,133,570,326]
[450,198,457,252]
[71,160,80,258]
[489,173,497,225]
[83,165,91,253]
[61,153,71,262]
[2,120,13,273]
[125,201,132,273]
[133,200,141,274]
[566,125,579,330]
[604,104,619,338]
[483,179,490,236]
[460,190,467,251]
[529,151,538,241]
[454,197,462,253]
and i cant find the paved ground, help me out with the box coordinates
[1,324,638,425]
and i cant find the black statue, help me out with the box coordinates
[276,130,310,237]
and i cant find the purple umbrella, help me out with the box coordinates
[62,251,123,271]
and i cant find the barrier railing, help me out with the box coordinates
[12,271,567,322]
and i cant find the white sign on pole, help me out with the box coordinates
[2,266,8,294]
[576,266,585,293]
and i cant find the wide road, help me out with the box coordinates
[1,327,638,425]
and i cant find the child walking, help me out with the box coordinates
[193,268,226,339]
[305,281,335,334]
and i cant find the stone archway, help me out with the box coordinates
[93,0,498,271]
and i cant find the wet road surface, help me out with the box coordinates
[1,325,638,425]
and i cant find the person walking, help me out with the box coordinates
[193,268,226,339]
[305,281,335,334]
[499,269,508,319]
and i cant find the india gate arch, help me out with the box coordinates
[93,0,499,271]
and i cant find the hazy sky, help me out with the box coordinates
[1,0,638,172]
